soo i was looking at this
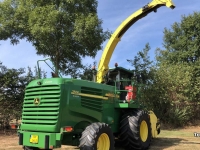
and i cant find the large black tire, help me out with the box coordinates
[119,109,151,150]
[79,122,115,150]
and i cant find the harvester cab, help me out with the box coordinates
[18,0,175,150]
[104,65,141,103]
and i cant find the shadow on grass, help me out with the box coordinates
[114,137,200,150]
[149,137,200,150]
[1,136,199,150]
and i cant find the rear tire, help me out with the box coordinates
[119,109,151,150]
[79,122,114,150]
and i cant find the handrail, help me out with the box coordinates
[37,58,62,79]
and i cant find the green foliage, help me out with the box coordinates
[160,12,200,64]
[127,12,200,126]
[167,105,193,127]
[155,63,193,102]
[0,0,110,76]
[0,62,40,126]
[127,43,153,84]
[148,12,200,125]
[80,61,97,81]
[156,12,200,103]
[143,59,195,123]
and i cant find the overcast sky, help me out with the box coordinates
[1,0,200,78]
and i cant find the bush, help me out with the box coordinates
[167,105,193,127]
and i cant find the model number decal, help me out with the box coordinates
[71,90,79,95]
[71,90,80,98]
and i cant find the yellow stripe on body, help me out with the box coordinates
[71,90,119,100]
[71,90,108,100]
[78,93,108,100]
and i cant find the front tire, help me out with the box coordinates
[119,109,152,150]
[79,122,114,150]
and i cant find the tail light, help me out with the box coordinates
[63,126,73,132]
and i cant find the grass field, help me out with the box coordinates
[0,125,200,150]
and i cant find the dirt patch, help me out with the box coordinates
[1,126,200,150]
[0,135,21,150]
[149,130,200,150]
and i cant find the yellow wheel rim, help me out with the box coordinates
[140,120,148,142]
[97,133,110,150]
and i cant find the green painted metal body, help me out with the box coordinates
[18,74,143,149]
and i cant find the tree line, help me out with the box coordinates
[0,61,95,130]
[0,65,37,129]
[0,0,199,127]
[129,12,200,127]
[0,0,106,129]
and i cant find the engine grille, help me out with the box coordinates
[22,85,60,125]
[81,87,102,112]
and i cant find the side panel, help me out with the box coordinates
[60,80,121,134]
